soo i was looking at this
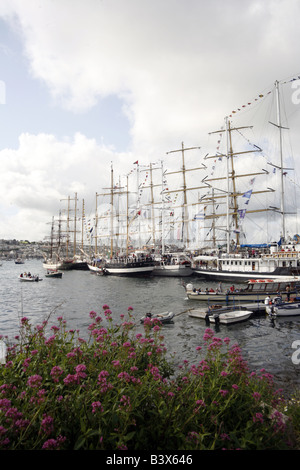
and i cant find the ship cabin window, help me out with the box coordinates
[248,281,280,292]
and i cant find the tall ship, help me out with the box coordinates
[193,79,300,282]
[96,164,156,276]
[43,196,88,271]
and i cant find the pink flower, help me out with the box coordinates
[45,335,56,346]
[40,414,54,435]
[196,399,205,407]
[0,425,8,436]
[119,395,131,411]
[50,366,64,383]
[203,328,214,341]
[27,374,42,389]
[91,401,104,413]
[118,371,131,382]
[252,392,261,401]
[75,364,87,379]
[42,435,66,450]
[63,374,77,385]
[253,412,264,424]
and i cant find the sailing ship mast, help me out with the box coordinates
[202,120,274,252]
[166,142,203,249]
[267,80,295,242]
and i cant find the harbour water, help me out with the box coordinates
[1,259,299,395]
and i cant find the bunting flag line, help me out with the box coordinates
[228,90,272,118]
[238,209,246,220]
[242,189,253,200]
[281,75,300,84]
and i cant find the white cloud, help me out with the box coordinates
[0,132,130,240]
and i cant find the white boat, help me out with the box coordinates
[266,298,300,317]
[188,302,264,320]
[43,259,65,270]
[88,261,103,273]
[185,277,300,304]
[152,252,193,277]
[88,260,109,275]
[193,240,300,283]
[209,310,252,324]
[140,311,175,324]
[19,273,42,282]
[45,269,62,278]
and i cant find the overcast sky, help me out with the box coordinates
[0,0,300,243]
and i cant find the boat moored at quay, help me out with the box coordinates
[104,254,156,276]
[193,239,300,283]
[185,277,300,304]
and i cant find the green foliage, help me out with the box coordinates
[0,306,299,450]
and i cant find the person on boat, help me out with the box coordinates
[286,284,291,301]
[264,296,271,305]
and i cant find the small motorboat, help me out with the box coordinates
[140,311,175,324]
[45,270,63,278]
[96,267,109,276]
[266,297,300,317]
[19,273,42,282]
[209,310,252,325]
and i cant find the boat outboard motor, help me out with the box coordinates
[213,313,220,325]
